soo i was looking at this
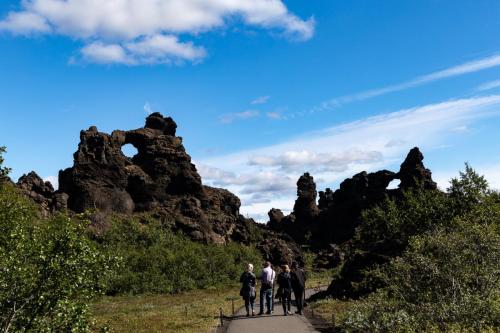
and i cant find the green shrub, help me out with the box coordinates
[0,185,115,332]
[344,222,500,332]
[97,216,263,295]
[342,165,500,332]
[0,146,11,179]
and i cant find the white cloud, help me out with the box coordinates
[248,150,383,173]
[266,111,285,120]
[0,11,51,34]
[80,35,206,65]
[219,110,260,124]
[125,35,206,64]
[251,95,271,105]
[0,0,314,64]
[476,79,500,92]
[144,102,153,115]
[317,54,500,111]
[81,42,132,64]
[199,95,500,221]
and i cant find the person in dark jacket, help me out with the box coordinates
[291,261,306,315]
[240,263,257,316]
[277,264,293,316]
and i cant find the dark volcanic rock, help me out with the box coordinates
[268,208,285,229]
[16,171,67,216]
[318,188,334,211]
[314,244,345,269]
[56,112,254,244]
[59,113,202,214]
[267,147,437,261]
[293,172,319,221]
[257,236,304,267]
[398,147,437,191]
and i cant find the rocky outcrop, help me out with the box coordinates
[268,208,285,229]
[267,147,437,249]
[266,147,439,300]
[13,113,260,245]
[293,173,319,221]
[314,244,345,269]
[58,113,203,214]
[318,169,397,245]
[398,147,437,190]
[16,171,67,216]
[257,235,304,267]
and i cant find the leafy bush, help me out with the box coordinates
[341,165,500,332]
[97,216,263,295]
[0,185,115,333]
[0,146,11,179]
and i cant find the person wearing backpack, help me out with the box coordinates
[257,261,275,315]
[239,263,257,317]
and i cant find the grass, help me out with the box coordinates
[89,268,336,333]
[90,287,244,333]
[308,298,353,329]
[308,298,500,333]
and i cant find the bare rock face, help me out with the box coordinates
[293,172,319,221]
[318,188,334,211]
[267,147,436,248]
[55,112,250,244]
[398,147,437,190]
[16,171,67,216]
[314,244,345,269]
[268,208,285,229]
[319,169,397,244]
[59,113,202,214]
[257,236,304,267]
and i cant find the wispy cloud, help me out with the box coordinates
[317,54,500,111]
[200,95,500,220]
[144,102,153,115]
[476,79,500,92]
[219,110,260,124]
[248,150,383,172]
[251,96,271,105]
[0,0,314,65]
[266,111,285,120]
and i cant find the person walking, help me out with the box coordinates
[239,263,256,317]
[291,261,306,315]
[277,264,293,316]
[258,261,275,315]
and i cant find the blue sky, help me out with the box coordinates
[1,0,500,220]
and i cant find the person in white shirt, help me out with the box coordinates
[258,261,276,315]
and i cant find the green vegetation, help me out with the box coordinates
[303,251,340,288]
[0,146,11,179]
[315,164,500,332]
[0,148,261,332]
[3,142,499,333]
[94,215,263,295]
[0,185,115,332]
[91,288,242,333]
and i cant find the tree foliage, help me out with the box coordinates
[342,164,500,332]
[0,185,115,333]
[0,146,11,179]
[96,215,263,295]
